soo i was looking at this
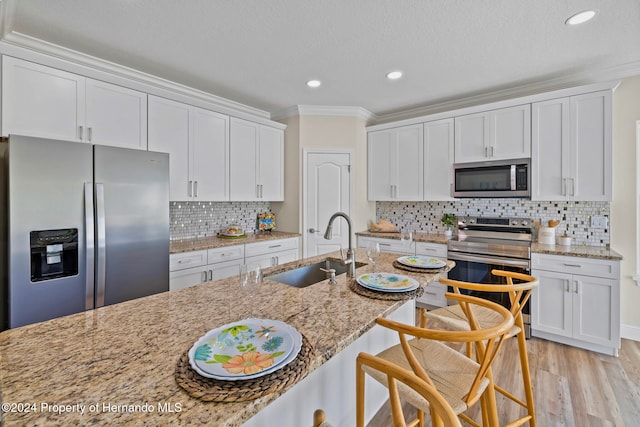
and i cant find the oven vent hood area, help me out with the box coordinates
[452,158,531,199]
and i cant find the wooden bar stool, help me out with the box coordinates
[425,270,538,427]
[363,293,514,427]
[357,352,462,427]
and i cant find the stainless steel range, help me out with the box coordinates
[447,216,533,337]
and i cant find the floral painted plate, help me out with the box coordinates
[356,273,419,293]
[188,318,302,381]
[396,255,446,269]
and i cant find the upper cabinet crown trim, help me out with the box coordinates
[0,32,284,128]
[271,104,376,123]
[367,80,621,132]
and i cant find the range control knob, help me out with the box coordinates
[521,220,529,226]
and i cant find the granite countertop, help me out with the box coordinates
[531,243,623,260]
[356,230,623,260]
[0,250,452,426]
[170,231,301,254]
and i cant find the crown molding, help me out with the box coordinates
[0,31,273,120]
[272,105,376,123]
[374,61,640,124]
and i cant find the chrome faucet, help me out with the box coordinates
[324,212,356,278]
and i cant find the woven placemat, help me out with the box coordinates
[392,260,448,274]
[175,335,313,402]
[348,279,425,301]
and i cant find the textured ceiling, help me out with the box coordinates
[2,0,640,120]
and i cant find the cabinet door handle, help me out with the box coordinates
[78,125,84,140]
[194,180,198,197]
[565,282,570,293]
[208,270,213,281]
[202,271,207,282]
[88,127,93,142]
[484,146,489,157]
[574,281,580,294]
[188,181,193,197]
[490,146,494,157]
[569,178,575,196]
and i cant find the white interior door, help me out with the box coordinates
[304,151,352,257]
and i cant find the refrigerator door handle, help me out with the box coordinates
[84,182,95,310]
[95,183,107,308]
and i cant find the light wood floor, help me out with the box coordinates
[367,323,640,426]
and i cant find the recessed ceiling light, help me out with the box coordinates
[306,79,321,88]
[386,71,403,80]
[565,10,596,26]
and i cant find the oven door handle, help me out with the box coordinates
[447,251,530,269]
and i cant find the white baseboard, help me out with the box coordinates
[621,324,640,342]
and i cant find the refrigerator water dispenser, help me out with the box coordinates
[30,229,79,282]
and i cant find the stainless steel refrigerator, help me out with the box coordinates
[1,135,169,329]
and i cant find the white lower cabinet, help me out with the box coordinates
[531,253,620,356]
[414,242,448,308]
[169,238,300,290]
[357,236,415,255]
[244,237,300,269]
[169,250,209,291]
[169,246,244,291]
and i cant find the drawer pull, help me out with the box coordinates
[424,291,437,296]
[563,263,581,268]
[268,244,282,249]
[178,259,192,264]
[378,243,392,247]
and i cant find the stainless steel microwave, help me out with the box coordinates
[452,158,531,198]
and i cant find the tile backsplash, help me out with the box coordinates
[170,201,271,240]
[376,199,610,246]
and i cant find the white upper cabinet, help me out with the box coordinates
[84,79,147,149]
[423,118,454,201]
[2,56,147,149]
[148,95,229,201]
[368,124,423,201]
[532,90,612,201]
[229,117,284,201]
[454,104,531,163]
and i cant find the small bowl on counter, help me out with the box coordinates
[557,235,572,246]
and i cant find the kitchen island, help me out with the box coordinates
[0,250,453,426]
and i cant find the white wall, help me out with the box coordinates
[272,114,375,238]
[612,75,640,337]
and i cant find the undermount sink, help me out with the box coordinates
[266,258,366,288]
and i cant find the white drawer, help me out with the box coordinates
[531,253,619,279]
[245,237,299,257]
[208,245,244,264]
[170,250,207,272]
[357,236,414,254]
[415,242,447,258]
[417,282,447,308]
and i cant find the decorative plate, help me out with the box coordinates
[188,318,302,381]
[219,232,247,238]
[396,255,446,269]
[257,212,276,231]
[356,273,419,293]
